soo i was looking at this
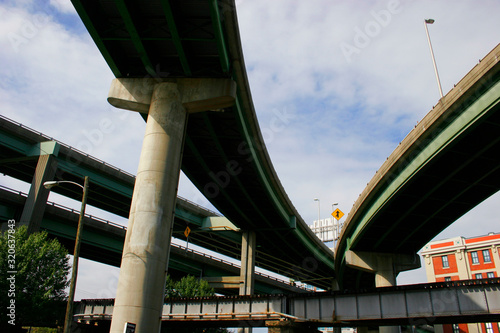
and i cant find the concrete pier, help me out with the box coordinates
[108,78,235,333]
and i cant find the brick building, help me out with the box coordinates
[421,232,500,333]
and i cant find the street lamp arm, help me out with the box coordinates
[43,180,85,190]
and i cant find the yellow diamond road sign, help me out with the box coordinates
[184,226,191,238]
[331,208,344,220]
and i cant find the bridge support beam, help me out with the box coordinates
[20,151,58,234]
[107,78,235,333]
[346,250,420,333]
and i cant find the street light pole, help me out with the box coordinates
[313,198,320,222]
[424,19,444,98]
[44,177,89,333]
[313,198,321,240]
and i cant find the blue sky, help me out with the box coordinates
[1,0,500,313]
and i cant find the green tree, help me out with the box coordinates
[0,225,70,331]
[164,275,215,298]
[164,275,230,333]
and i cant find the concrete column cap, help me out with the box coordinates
[107,77,237,114]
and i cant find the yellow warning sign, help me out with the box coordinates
[184,226,191,238]
[331,208,344,220]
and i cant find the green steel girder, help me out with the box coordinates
[56,159,132,198]
[209,0,230,74]
[71,0,122,77]
[232,97,291,228]
[199,112,268,227]
[347,81,500,253]
[183,135,251,224]
[114,0,155,76]
[160,0,192,76]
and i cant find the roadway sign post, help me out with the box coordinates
[331,208,344,220]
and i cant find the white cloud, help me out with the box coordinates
[49,0,75,14]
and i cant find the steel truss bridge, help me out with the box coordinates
[75,279,500,330]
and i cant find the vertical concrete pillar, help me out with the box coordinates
[374,255,396,287]
[20,153,58,234]
[110,82,187,333]
[238,231,256,333]
[106,77,235,333]
[239,230,256,295]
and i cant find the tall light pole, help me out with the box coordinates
[424,19,444,98]
[313,198,320,225]
[44,177,89,333]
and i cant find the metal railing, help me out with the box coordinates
[0,185,126,230]
[74,279,500,327]
[0,114,135,178]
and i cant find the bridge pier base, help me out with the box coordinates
[107,78,236,333]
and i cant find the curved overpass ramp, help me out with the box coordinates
[336,44,500,290]
[71,0,335,290]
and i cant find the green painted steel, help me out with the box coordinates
[160,0,192,76]
[70,0,122,77]
[0,131,38,155]
[209,0,230,74]
[114,0,155,76]
[56,159,133,197]
[347,81,500,253]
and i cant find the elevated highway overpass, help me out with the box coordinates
[2,0,498,296]
[70,0,500,297]
[336,44,500,290]
[0,114,330,286]
[3,0,500,330]
[71,0,338,289]
[0,185,305,295]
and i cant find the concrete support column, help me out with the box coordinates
[374,255,396,288]
[110,82,187,333]
[106,77,236,333]
[238,231,256,333]
[20,153,58,234]
[239,230,256,295]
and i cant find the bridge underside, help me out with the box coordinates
[70,0,336,290]
[337,45,500,289]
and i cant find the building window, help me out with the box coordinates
[483,249,491,263]
[487,272,495,278]
[441,255,449,268]
[452,324,460,333]
[471,251,479,264]
[444,277,452,282]
[475,273,483,279]
[485,323,494,333]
